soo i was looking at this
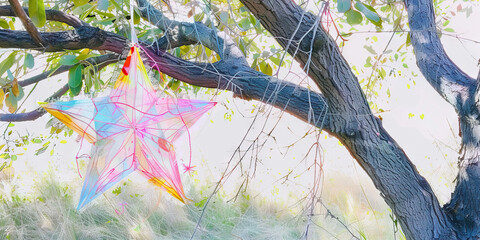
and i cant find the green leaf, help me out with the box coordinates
[444,28,454,32]
[8,20,14,30]
[6,69,14,81]
[24,53,34,69]
[74,0,90,6]
[134,8,141,24]
[337,0,351,13]
[270,56,281,66]
[238,38,247,55]
[35,145,48,155]
[378,67,386,79]
[195,198,207,208]
[29,0,46,27]
[354,1,381,25]
[364,56,372,67]
[109,0,122,11]
[69,85,82,96]
[97,0,109,11]
[364,45,377,55]
[0,52,16,78]
[72,4,93,16]
[261,62,273,76]
[112,186,122,195]
[248,15,257,27]
[238,18,252,30]
[0,19,9,29]
[219,11,228,24]
[68,64,83,95]
[60,55,79,66]
[167,80,180,91]
[345,9,363,25]
[194,12,204,22]
[0,162,7,171]
[18,84,25,100]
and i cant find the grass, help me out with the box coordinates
[0,172,307,240]
[0,156,412,240]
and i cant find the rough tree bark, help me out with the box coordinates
[240,0,457,239]
[238,0,480,239]
[0,0,478,239]
[405,0,480,238]
[239,0,480,239]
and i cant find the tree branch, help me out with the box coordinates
[0,27,106,51]
[143,51,329,128]
[136,0,245,62]
[404,0,476,112]
[18,54,118,87]
[134,0,322,126]
[0,54,118,122]
[0,27,329,130]
[0,84,69,122]
[7,0,47,46]
[0,5,86,28]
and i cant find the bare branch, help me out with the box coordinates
[0,84,68,122]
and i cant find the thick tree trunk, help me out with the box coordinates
[240,0,459,239]
[405,0,480,238]
[445,119,480,239]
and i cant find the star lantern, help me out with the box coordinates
[40,46,216,209]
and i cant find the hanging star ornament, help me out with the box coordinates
[40,46,216,209]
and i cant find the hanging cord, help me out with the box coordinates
[130,0,138,45]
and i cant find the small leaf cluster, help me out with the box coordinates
[337,0,382,27]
